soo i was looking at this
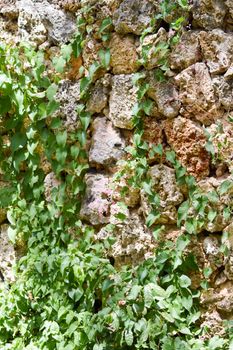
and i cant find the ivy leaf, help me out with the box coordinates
[11,133,27,153]
[53,56,66,73]
[179,275,191,288]
[219,179,233,195]
[56,131,67,148]
[177,200,189,227]
[208,336,226,349]
[98,49,111,69]
[46,83,58,102]
[8,226,17,243]
[125,329,134,346]
[0,96,11,115]
[146,212,160,227]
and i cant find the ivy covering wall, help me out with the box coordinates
[0,0,233,349]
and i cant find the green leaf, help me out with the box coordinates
[203,266,212,279]
[208,336,226,349]
[53,56,66,73]
[56,131,67,148]
[146,211,160,227]
[8,226,17,243]
[179,275,191,288]
[219,179,233,195]
[0,95,11,115]
[125,329,134,346]
[98,49,111,69]
[177,200,189,227]
[127,285,142,301]
[46,83,58,101]
[11,133,27,153]
[166,150,176,165]
[99,17,112,34]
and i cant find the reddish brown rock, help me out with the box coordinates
[163,116,210,180]
[175,63,223,125]
[109,33,139,74]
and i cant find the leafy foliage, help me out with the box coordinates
[0,1,232,349]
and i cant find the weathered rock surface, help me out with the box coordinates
[113,0,157,35]
[169,30,201,71]
[89,117,126,167]
[212,76,233,111]
[109,33,139,74]
[87,74,111,114]
[96,210,155,267]
[80,173,113,225]
[109,74,137,129]
[141,165,183,224]
[44,172,61,202]
[17,0,76,45]
[139,28,168,70]
[191,0,227,30]
[199,30,233,74]
[0,224,16,283]
[55,79,81,132]
[147,73,180,118]
[206,116,233,173]
[163,117,210,180]
[197,176,233,232]
[175,63,222,125]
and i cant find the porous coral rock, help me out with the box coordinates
[147,73,180,118]
[138,28,168,70]
[175,62,223,125]
[80,173,113,225]
[17,0,76,45]
[197,175,233,232]
[206,117,233,174]
[44,172,61,202]
[199,29,233,74]
[212,76,233,111]
[191,0,227,30]
[163,116,210,180]
[113,0,157,35]
[169,30,201,71]
[54,79,81,132]
[141,164,183,224]
[109,74,137,130]
[96,210,155,267]
[109,33,139,74]
[86,74,111,114]
[89,117,126,167]
[0,224,16,283]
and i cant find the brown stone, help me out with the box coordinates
[147,73,180,118]
[109,33,139,74]
[163,116,210,180]
[191,0,227,30]
[169,30,201,71]
[175,63,223,125]
[199,30,233,74]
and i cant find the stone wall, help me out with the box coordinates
[0,0,233,336]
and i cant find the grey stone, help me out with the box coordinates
[0,224,16,283]
[141,165,184,224]
[113,0,157,35]
[96,210,155,267]
[89,117,126,167]
[55,79,81,132]
[147,73,180,118]
[169,30,201,71]
[109,74,137,130]
[17,0,76,45]
[80,173,113,225]
[192,0,227,30]
[86,75,111,114]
